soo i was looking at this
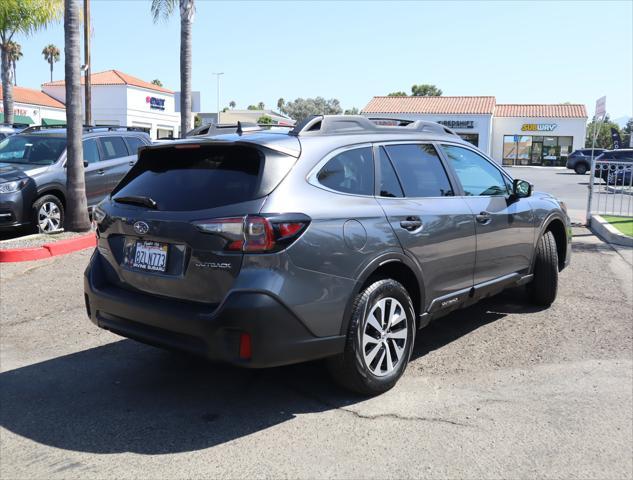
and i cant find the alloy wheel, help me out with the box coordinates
[38,202,62,233]
[362,297,408,377]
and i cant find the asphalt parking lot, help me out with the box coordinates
[1,168,632,479]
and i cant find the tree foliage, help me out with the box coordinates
[411,84,442,96]
[229,100,236,109]
[1,0,62,123]
[386,84,442,97]
[277,97,284,111]
[247,104,259,110]
[344,107,359,115]
[257,115,272,124]
[280,97,342,122]
[150,78,163,87]
[585,115,624,149]
[6,40,21,85]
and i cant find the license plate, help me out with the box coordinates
[130,240,168,272]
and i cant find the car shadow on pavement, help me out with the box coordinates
[0,289,539,456]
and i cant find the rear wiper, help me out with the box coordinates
[113,195,158,209]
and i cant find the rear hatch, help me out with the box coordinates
[95,139,299,304]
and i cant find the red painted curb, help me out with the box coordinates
[0,233,96,263]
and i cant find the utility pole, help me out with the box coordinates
[212,72,223,124]
[83,0,92,126]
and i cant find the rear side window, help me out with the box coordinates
[384,144,453,197]
[125,136,146,154]
[112,145,294,211]
[613,151,633,161]
[377,147,403,198]
[99,136,129,160]
[316,147,374,196]
[83,139,101,163]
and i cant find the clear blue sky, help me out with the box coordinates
[13,0,633,120]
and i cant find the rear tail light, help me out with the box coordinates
[193,214,310,253]
[239,332,252,360]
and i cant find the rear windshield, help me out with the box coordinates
[0,135,66,165]
[111,144,294,211]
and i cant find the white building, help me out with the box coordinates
[0,86,66,126]
[362,96,587,166]
[42,70,181,139]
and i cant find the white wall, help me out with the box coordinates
[126,86,179,139]
[361,112,494,155]
[3,102,66,125]
[491,117,587,163]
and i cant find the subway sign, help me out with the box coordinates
[146,96,165,111]
[521,123,557,132]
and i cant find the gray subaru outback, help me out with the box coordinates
[0,126,150,233]
[84,116,571,394]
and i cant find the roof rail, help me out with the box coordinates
[289,115,459,137]
[20,124,150,134]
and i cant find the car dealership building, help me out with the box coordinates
[362,96,587,166]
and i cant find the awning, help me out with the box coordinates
[0,113,34,125]
[41,118,66,126]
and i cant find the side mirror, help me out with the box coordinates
[512,179,532,198]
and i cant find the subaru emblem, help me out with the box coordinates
[133,221,149,235]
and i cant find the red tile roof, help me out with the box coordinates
[0,86,65,109]
[495,104,587,118]
[43,69,173,94]
[362,96,496,115]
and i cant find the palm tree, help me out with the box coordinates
[229,100,236,109]
[151,0,194,138]
[5,41,22,86]
[64,0,90,232]
[1,0,62,125]
[257,101,265,110]
[42,43,60,82]
[277,97,284,112]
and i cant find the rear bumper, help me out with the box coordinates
[84,253,346,368]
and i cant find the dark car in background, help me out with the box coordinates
[85,115,570,395]
[593,149,633,185]
[566,148,606,174]
[0,126,151,233]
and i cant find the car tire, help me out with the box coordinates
[327,279,416,395]
[31,195,64,234]
[574,163,587,175]
[528,230,558,306]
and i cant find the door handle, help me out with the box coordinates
[129,160,135,166]
[400,216,423,231]
[97,169,105,175]
[475,211,492,224]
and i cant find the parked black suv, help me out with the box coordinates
[0,126,150,233]
[566,148,606,174]
[85,116,571,394]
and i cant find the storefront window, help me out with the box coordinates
[503,135,517,166]
[516,135,532,166]
[502,135,574,166]
[458,133,479,147]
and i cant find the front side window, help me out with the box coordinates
[316,147,374,196]
[383,144,453,197]
[0,135,66,165]
[99,136,129,160]
[440,144,509,196]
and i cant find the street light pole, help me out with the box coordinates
[212,72,224,124]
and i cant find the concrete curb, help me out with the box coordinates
[590,215,633,247]
[0,233,96,263]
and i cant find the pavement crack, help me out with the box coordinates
[284,381,469,427]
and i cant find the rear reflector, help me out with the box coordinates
[239,333,252,360]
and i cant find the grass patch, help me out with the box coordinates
[603,216,633,237]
